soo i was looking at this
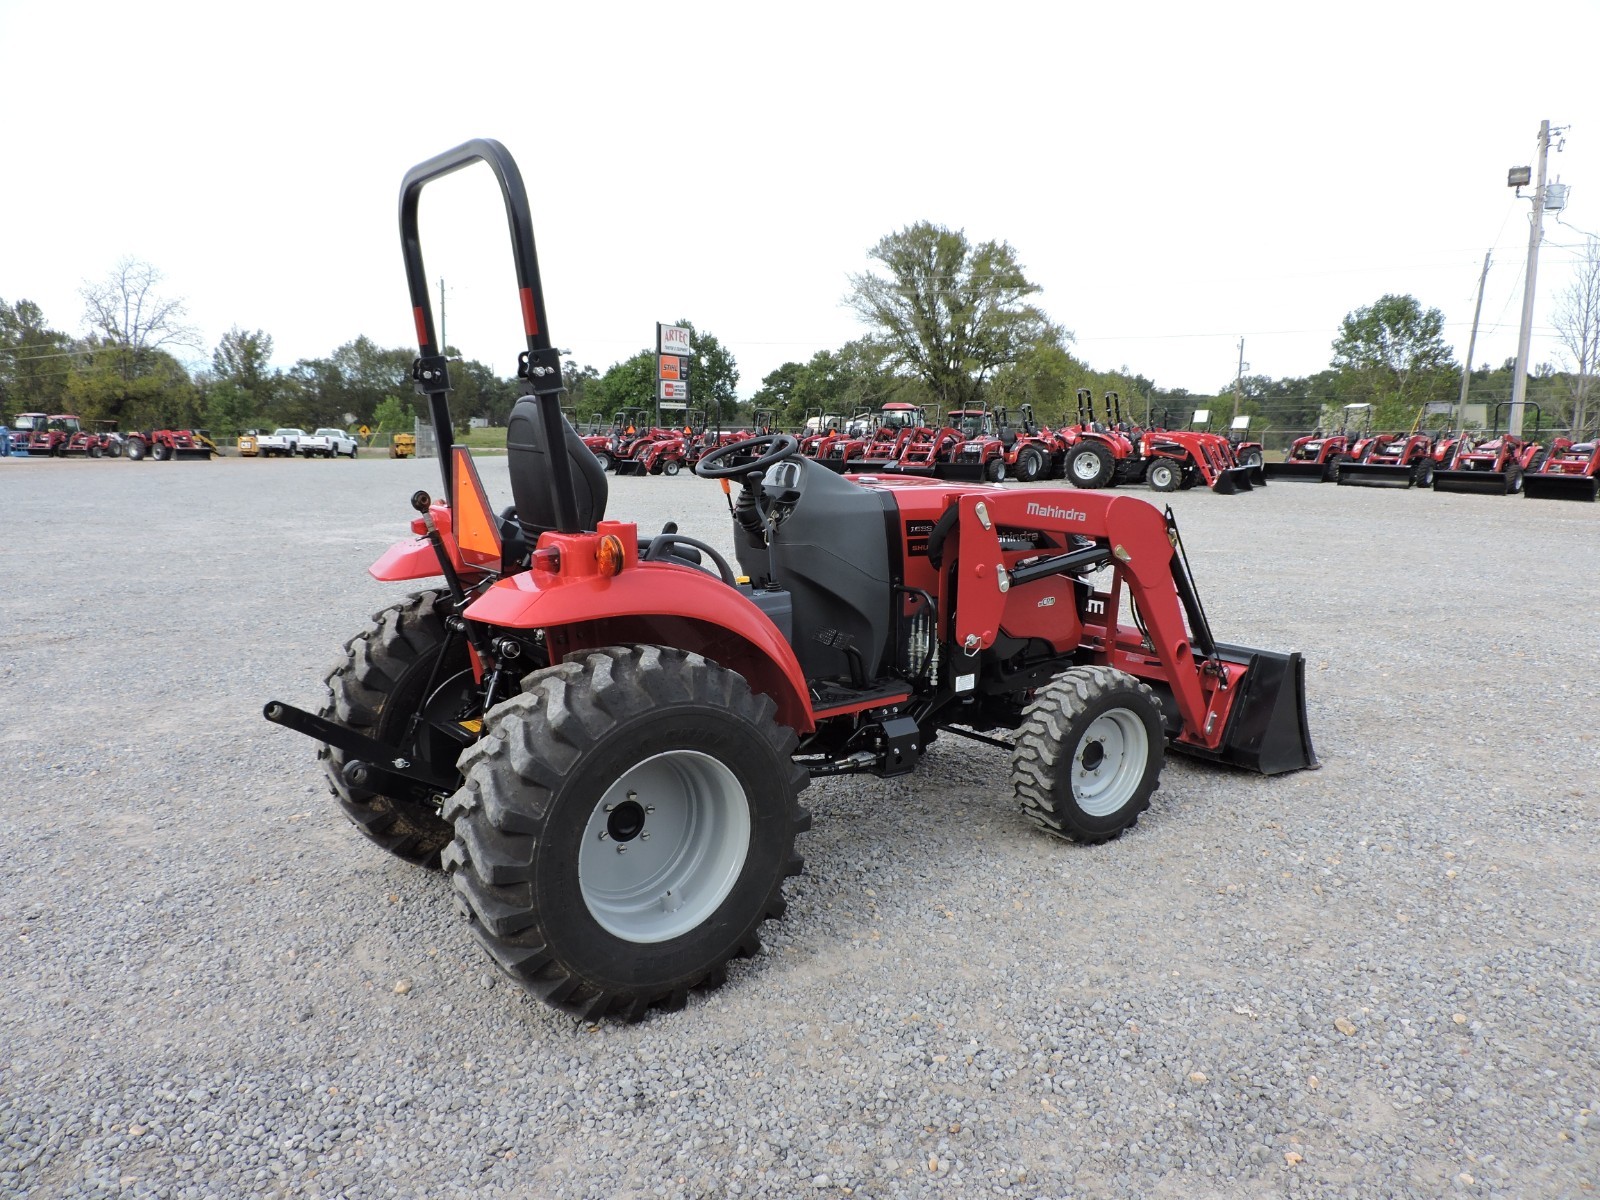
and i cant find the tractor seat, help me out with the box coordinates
[1573,442,1596,455]
[506,396,609,541]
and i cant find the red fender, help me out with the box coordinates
[464,562,815,733]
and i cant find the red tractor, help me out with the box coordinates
[1061,390,1145,489]
[820,402,927,472]
[265,139,1317,1021]
[1522,432,1600,501]
[1264,404,1372,482]
[1336,429,1438,488]
[125,428,221,461]
[1433,403,1543,496]
[1140,408,1258,494]
[21,412,83,456]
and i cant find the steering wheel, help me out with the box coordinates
[694,432,800,479]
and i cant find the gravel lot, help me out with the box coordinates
[2,453,1597,1200]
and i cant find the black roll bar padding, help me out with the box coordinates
[398,138,578,533]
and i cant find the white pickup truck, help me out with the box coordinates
[256,428,306,457]
[298,428,359,458]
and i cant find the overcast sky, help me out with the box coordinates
[3,0,1597,399]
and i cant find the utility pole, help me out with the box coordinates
[1232,337,1247,420]
[1456,251,1492,435]
[1509,121,1553,437]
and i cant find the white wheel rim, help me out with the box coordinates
[1072,709,1149,817]
[578,750,751,943]
[1072,452,1101,481]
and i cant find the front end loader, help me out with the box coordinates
[264,138,1317,1022]
[1522,435,1600,501]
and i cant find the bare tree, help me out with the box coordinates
[80,257,198,381]
[1552,236,1600,438]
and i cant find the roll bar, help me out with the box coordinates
[398,138,578,532]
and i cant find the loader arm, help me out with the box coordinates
[942,490,1273,758]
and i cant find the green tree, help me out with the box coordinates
[66,341,199,430]
[845,222,1054,407]
[592,351,656,422]
[0,298,74,412]
[372,394,410,433]
[1329,294,1456,428]
[210,326,279,434]
[750,340,898,427]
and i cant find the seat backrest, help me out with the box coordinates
[505,396,608,540]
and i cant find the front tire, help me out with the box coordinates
[984,456,1006,483]
[443,646,811,1020]
[127,440,146,461]
[1012,666,1163,844]
[320,590,473,867]
[594,450,615,472]
[1504,463,1524,494]
[1015,446,1045,482]
[1066,442,1115,489]
[1146,459,1181,492]
[663,459,681,476]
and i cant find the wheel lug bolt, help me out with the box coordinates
[616,845,627,854]
[645,805,655,814]
[641,832,650,840]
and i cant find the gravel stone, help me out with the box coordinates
[1,454,1597,1199]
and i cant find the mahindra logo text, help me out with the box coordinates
[1025,501,1086,522]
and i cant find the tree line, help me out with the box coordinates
[4,234,1597,441]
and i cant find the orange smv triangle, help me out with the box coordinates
[451,446,502,570]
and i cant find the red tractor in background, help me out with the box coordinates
[20,413,83,456]
[1060,390,1145,489]
[821,402,927,472]
[1264,404,1372,482]
[1433,403,1543,495]
[125,428,221,461]
[1337,431,1438,488]
[888,408,992,479]
[1523,433,1600,501]
[1140,408,1259,494]
[937,405,1061,483]
[264,139,1317,1022]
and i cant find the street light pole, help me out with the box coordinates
[1509,121,1552,438]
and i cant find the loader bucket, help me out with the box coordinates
[173,448,216,461]
[1168,644,1318,775]
[1211,465,1254,494]
[1522,473,1600,501]
[1261,461,1330,482]
[1336,462,1416,488]
[1431,469,1516,495]
[1247,462,1267,487]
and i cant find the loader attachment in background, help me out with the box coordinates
[1210,464,1258,494]
[1522,472,1600,501]
[1262,460,1333,482]
[1432,468,1520,495]
[1336,461,1420,488]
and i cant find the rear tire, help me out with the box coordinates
[1147,459,1181,492]
[1066,442,1115,489]
[443,646,810,1020]
[1012,666,1163,844]
[320,590,473,868]
[1239,449,1263,469]
[127,440,146,461]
